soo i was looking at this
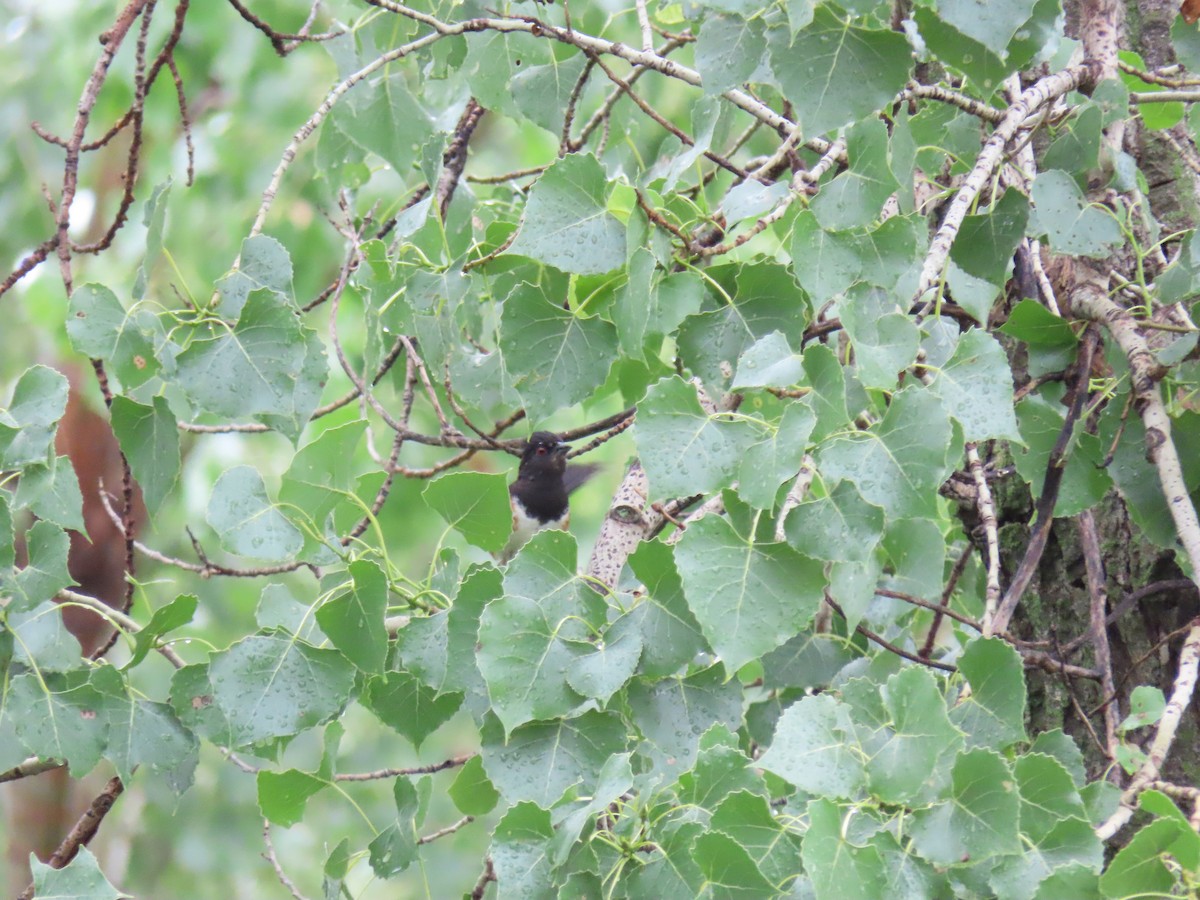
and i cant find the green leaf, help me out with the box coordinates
[206,465,303,560]
[110,396,181,515]
[990,817,1103,900]
[1103,409,1200,547]
[1099,818,1192,898]
[168,663,231,744]
[675,726,763,810]
[1032,864,1102,900]
[627,541,711,677]
[512,53,590,135]
[759,694,866,798]
[804,343,851,442]
[812,118,900,230]
[1044,105,1103,176]
[763,631,859,691]
[31,847,122,900]
[4,520,72,614]
[480,710,627,808]
[769,9,912,137]
[675,516,824,672]
[463,31,550,120]
[1119,685,1166,732]
[615,254,705,359]
[279,420,366,545]
[785,480,884,563]
[12,455,84,533]
[711,791,803,886]
[676,264,809,393]
[790,212,862,302]
[505,153,625,275]
[738,399,815,509]
[1140,791,1200,868]
[913,9,1009,97]
[255,583,325,643]
[127,593,197,670]
[175,290,327,441]
[66,284,159,388]
[693,832,778,896]
[881,517,946,601]
[0,493,12,570]
[217,234,295,318]
[1000,299,1080,347]
[449,755,500,816]
[1030,170,1123,258]
[936,0,1039,54]
[8,672,109,774]
[802,798,887,899]
[1120,52,1184,130]
[635,375,754,497]
[625,819,706,897]
[1014,753,1090,841]
[423,470,512,554]
[627,665,743,778]
[324,844,350,900]
[721,180,791,227]
[133,179,171,300]
[910,748,1021,865]
[732,331,804,389]
[499,278,618,421]
[928,329,1021,441]
[658,95,724,193]
[696,14,765,95]
[1030,729,1088,787]
[0,365,68,468]
[331,70,433,183]
[839,286,920,389]
[368,822,417,880]
[477,531,603,732]
[258,769,326,827]
[551,752,635,866]
[832,557,885,633]
[490,802,556,899]
[817,387,953,521]
[865,667,962,804]
[397,565,499,699]
[208,634,355,746]
[317,559,388,674]
[857,215,923,291]
[1007,0,1064,70]
[950,190,1030,287]
[950,637,1028,749]
[362,669,462,749]
[566,612,642,703]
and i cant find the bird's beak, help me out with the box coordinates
[554,443,570,457]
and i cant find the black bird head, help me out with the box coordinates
[517,431,569,482]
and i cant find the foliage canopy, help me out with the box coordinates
[3,0,1200,898]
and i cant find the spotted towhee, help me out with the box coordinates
[501,431,596,563]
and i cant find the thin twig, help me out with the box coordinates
[262,820,309,900]
[471,857,496,900]
[824,597,957,672]
[17,776,125,900]
[990,328,1099,634]
[334,755,473,782]
[967,444,1003,636]
[918,548,973,659]
[1079,509,1120,782]
[418,815,475,845]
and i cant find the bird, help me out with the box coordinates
[501,431,596,563]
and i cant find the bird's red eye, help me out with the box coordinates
[536,446,547,455]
